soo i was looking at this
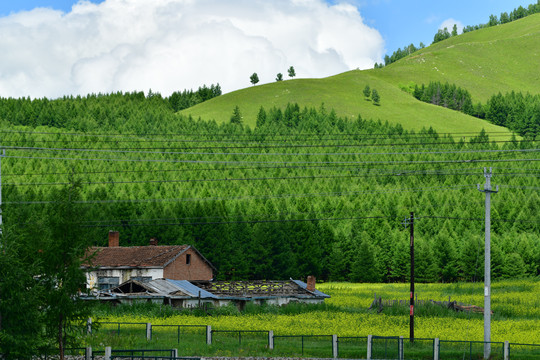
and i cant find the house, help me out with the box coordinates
[83,231,216,291]
[90,276,330,309]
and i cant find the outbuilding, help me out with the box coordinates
[83,231,215,290]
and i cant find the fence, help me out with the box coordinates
[273,335,335,358]
[83,321,539,359]
[211,330,270,348]
[151,325,208,345]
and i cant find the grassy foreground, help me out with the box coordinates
[86,279,540,353]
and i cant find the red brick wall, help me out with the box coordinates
[163,248,213,281]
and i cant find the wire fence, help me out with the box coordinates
[273,334,333,358]
[211,330,269,348]
[151,325,208,345]
[77,321,540,359]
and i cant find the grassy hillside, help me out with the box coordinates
[181,14,540,135]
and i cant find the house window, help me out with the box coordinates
[97,276,119,290]
[131,276,152,283]
[186,254,191,265]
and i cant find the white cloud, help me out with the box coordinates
[0,0,385,98]
[439,18,464,35]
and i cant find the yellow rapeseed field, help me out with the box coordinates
[99,279,540,344]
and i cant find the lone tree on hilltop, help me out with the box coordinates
[363,85,371,99]
[288,66,296,78]
[250,73,259,86]
[276,73,283,81]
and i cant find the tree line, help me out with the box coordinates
[463,1,540,33]
[376,1,540,68]
[410,81,540,137]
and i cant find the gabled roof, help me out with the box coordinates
[83,245,189,268]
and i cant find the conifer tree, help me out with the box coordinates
[372,89,380,105]
[363,85,371,99]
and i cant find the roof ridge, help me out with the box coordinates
[136,246,184,266]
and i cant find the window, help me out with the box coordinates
[131,276,152,283]
[186,254,191,265]
[97,276,119,290]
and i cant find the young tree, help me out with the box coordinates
[0,235,46,359]
[256,106,267,127]
[1,180,92,360]
[275,73,283,81]
[363,85,371,99]
[371,89,380,105]
[250,72,259,85]
[287,66,296,78]
[39,181,93,360]
[230,105,242,124]
[488,14,499,27]
[451,24,458,36]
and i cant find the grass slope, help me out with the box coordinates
[181,14,540,136]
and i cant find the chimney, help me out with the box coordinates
[108,231,119,247]
[306,275,316,292]
[149,237,158,246]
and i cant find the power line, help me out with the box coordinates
[2,164,485,177]
[0,138,529,148]
[4,145,539,158]
[6,154,540,165]
[3,185,475,205]
[0,172,480,187]
[0,129,516,138]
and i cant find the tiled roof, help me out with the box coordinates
[83,245,189,268]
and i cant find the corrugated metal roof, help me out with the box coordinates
[146,279,188,296]
[292,280,331,298]
[164,279,218,299]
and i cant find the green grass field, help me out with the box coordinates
[180,14,540,137]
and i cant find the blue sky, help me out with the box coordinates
[0,0,535,98]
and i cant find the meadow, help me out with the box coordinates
[86,278,540,354]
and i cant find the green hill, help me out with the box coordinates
[181,14,540,136]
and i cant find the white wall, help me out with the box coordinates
[86,268,163,290]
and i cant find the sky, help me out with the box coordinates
[0,0,534,98]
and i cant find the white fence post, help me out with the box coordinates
[85,346,92,360]
[434,338,439,360]
[332,335,338,359]
[399,336,404,360]
[504,341,509,360]
[367,335,372,360]
[146,323,152,341]
[87,318,92,334]
[104,346,111,360]
[172,349,178,358]
[206,325,212,345]
[269,330,274,350]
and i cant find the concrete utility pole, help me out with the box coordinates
[477,167,498,360]
[409,211,414,343]
[402,212,415,343]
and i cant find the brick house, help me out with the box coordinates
[83,231,215,290]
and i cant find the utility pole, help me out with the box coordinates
[478,167,498,360]
[403,212,415,343]
[409,211,414,343]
